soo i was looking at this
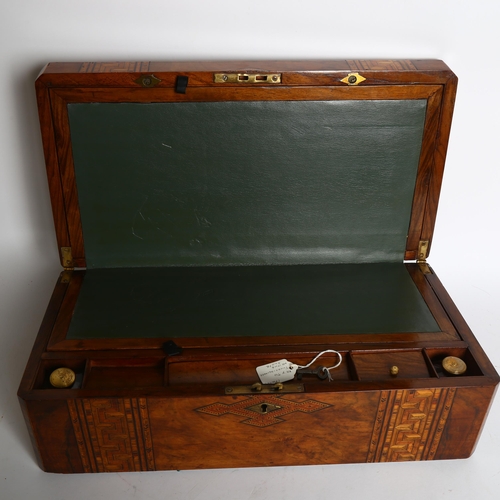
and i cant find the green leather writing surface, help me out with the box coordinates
[68,100,427,268]
[66,264,439,339]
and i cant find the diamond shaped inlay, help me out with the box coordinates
[196,395,331,427]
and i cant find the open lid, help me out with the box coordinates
[36,60,457,269]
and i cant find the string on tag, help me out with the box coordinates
[255,349,342,384]
[296,349,342,382]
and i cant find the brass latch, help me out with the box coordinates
[214,73,281,84]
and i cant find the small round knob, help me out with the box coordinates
[442,356,467,375]
[390,366,399,376]
[49,367,76,388]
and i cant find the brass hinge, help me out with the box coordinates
[417,240,429,261]
[60,270,73,284]
[60,246,74,270]
[417,240,431,274]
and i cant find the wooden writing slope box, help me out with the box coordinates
[19,60,498,473]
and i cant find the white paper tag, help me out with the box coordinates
[256,359,298,384]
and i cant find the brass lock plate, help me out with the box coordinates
[214,73,281,84]
[225,383,304,395]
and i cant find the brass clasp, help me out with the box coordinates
[214,73,281,84]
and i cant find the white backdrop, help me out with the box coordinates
[1,1,499,499]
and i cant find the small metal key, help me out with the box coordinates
[296,366,329,381]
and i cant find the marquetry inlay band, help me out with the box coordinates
[367,388,456,462]
[79,62,150,73]
[67,398,155,472]
[347,60,417,71]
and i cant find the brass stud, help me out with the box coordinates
[390,366,399,376]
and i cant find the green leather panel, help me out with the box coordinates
[68,100,427,268]
[66,264,439,339]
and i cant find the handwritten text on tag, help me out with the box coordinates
[256,359,298,384]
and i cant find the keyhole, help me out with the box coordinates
[260,404,268,414]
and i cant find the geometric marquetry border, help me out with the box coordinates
[67,398,155,472]
[79,60,417,75]
[196,395,331,427]
[65,388,456,470]
[79,62,149,73]
[367,388,456,463]
[347,59,417,72]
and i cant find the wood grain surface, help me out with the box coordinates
[18,60,498,473]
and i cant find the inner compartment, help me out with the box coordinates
[351,350,434,380]
[33,359,87,390]
[83,358,165,389]
[168,352,351,385]
[426,347,483,377]
[34,347,482,390]
[66,263,440,340]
